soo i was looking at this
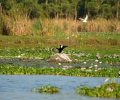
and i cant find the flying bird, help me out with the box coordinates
[56,45,68,53]
[79,14,88,23]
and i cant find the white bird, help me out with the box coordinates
[79,14,88,23]
[96,53,101,60]
[104,78,110,83]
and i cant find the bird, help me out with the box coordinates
[56,45,68,53]
[79,14,88,23]
[96,53,101,60]
[104,78,110,83]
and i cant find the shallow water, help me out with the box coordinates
[0,58,118,68]
[0,75,120,100]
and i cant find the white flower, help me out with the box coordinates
[98,68,102,71]
[94,65,98,67]
[106,87,113,92]
[99,61,102,64]
[17,55,21,58]
[89,66,93,69]
[62,67,67,70]
[58,63,61,65]
[21,53,25,56]
[95,59,99,62]
[83,62,87,64]
[62,66,72,70]
[50,67,54,69]
[118,71,120,75]
[94,69,98,72]
[81,67,86,71]
[86,69,92,72]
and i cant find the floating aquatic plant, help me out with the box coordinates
[32,85,59,94]
[76,82,120,98]
[0,64,119,77]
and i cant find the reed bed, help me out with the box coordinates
[1,16,120,36]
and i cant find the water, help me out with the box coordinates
[0,75,120,100]
[0,58,117,68]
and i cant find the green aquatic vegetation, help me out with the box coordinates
[0,47,51,59]
[32,85,59,94]
[76,83,120,98]
[0,64,119,77]
[0,46,119,63]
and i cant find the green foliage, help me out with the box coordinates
[0,0,119,19]
[32,85,59,94]
[86,1,100,17]
[0,65,119,77]
[100,4,112,19]
[32,19,42,35]
[0,0,13,11]
[76,82,120,98]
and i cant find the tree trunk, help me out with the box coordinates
[45,0,48,5]
[75,6,77,21]
[116,1,119,19]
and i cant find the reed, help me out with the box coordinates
[2,15,33,35]
[1,16,120,36]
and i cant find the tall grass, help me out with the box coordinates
[1,16,120,36]
[1,15,33,35]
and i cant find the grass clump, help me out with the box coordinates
[76,82,120,98]
[32,85,59,94]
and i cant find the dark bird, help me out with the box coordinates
[56,45,68,53]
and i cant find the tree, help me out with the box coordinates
[86,1,100,17]
[100,4,112,19]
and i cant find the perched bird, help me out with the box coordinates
[96,53,101,60]
[79,14,88,23]
[56,45,68,53]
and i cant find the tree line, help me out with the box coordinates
[0,0,120,20]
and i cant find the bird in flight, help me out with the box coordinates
[79,14,88,23]
[56,45,68,53]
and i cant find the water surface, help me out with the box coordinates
[0,58,118,68]
[0,75,120,100]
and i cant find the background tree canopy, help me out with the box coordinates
[0,0,120,20]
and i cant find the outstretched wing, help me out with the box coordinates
[84,15,88,22]
[63,45,68,49]
[79,18,84,21]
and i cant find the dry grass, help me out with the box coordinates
[41,18,120,35]
[2,15,33,35]
[1,16,120,36]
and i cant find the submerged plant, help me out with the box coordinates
[32,85,59,94]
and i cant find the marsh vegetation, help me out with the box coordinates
[32,85,59,94]
[0,1,120,99]
[76,82,120,98]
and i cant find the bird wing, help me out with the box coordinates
[79,18,84,21]
[84,15,88,21]
[63,46,68,48]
